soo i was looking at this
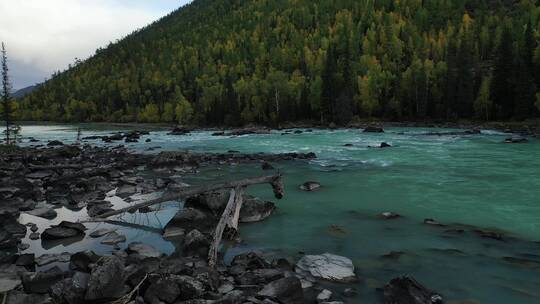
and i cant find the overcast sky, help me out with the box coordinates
[0,0,191,90]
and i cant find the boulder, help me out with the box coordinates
[50,272,90,304]
[144,274,205,303]
[87,204,114,217]
[127,242,162,258]
[85,255,126,301]
[42,221,86,240]
[231,252,271,270]
[258,276,304,304]
[383,276,443,304]
[168,126,191,135]
[22,268,65,294]
[295,253,356,282]
[380,142,392,148]
[299,181,321,192]
[163,208,216,237]
[15,254,35,268]
[70,251,100,272]
[240,196,275,223]
[183,230,210,257]
[317,289,333,302]
[236,268,284,285]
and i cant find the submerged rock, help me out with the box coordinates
[504,136,528,144]
[299,181,321,192]
[296,253,356,283]
[383,276,443,304]
[89,228,115,238]
[377,212,401,220]
[100,231,126,245]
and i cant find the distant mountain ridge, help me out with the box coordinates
[18,0,540,124]
[13,85,37,99]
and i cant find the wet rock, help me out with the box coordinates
[100,231,126,245]
[144,274,205,303]
[164,207,216,237]
[169,126,191,135]
[50,271,90,304]
[240,196,276,223]
[237,268,284,285]
[423,218,446,227]
[4,291,51,304]
[0,273,21,293]
[87,204,114,217]
[70,251,100,272]
[85,255,126,301]
[89,228,115,238]
[474,229,504,241]
[183,230,210,257]
[231,252,271,270]
[25,207,57,220]
[317,289,333,302]
[504,136,528,144]
[380,142,392,148]
[299,181,321,192]
[296,253,356,282]
[22,268,65,294]
[381,251,406,260]
[17,243,30,251]
[127,242,162,258]
[343,143,354,147]
[35,253,71,266]
[116,184,138,198]
[261,162,274,170]
[30,224,38,232]
[0,214,27,249]
[342,287,358,297]
[42,221,86,240]
[377,212,401,220]
[15,254,35,268]
[383,276,443,304]
[258,276,304,304]
[212,132,225,136]
[363,126,384,133]
[47,140,64,146]
[29,232,40,240]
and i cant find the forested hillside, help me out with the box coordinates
[17,0,540,125]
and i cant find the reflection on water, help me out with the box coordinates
[7,124,540,304]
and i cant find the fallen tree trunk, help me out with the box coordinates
[208,187,244,268]
[94,174,283,219]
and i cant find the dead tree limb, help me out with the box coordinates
[94,174,283,219]
[208,188,238,268]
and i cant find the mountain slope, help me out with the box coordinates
[19,0,540,124]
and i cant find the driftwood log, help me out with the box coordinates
[94,174,283,219]
[90,174,283,267]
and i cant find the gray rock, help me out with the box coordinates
[70,251,100,272]
[50,272,90,304]
[15,254,34,267]
[183,229,209,257]
[100,231,126,245]
[29,232,40,240]
[240,196,275,223]
[383,276,443,304]
[299,181,321,192]
[163,208,216,236]
[127,242,161,258]
[35,253,71,266]
[317,289,332,302]
[0,273,21,293]
[89,228,115,238]
[26,207,57,220]
[22,268,65,294]
[5,291,51,304]
[258,276,304,304]
[42,221,86,240]
[237,268,284,285]
[85,255,126,301]
[295,253,356,282]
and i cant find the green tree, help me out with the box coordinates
[474,75,493,121]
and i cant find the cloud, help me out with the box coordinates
[0,0,185,89]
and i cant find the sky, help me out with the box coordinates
[0,0,191,90]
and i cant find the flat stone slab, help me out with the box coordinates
[127,242,161,258]
[295,253,355,282]
[100,231,126,245]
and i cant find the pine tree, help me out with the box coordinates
[491,23,515,119]
[1,42,12,144]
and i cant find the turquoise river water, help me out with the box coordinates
[8,124,540,303]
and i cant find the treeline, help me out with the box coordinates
[17,0,540,125]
